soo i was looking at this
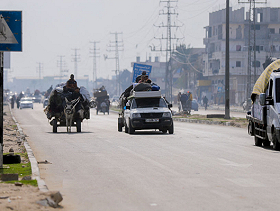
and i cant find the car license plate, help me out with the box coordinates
[145,118,159,122]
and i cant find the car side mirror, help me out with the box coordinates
[168,104,172,108]
[259,93,266,106]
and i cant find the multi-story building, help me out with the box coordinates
[203,7,280,105]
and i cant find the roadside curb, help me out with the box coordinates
[9,105,49,192]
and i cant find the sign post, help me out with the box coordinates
[132,63,152,83]
[0,52,3,168]
[0,11,22,168]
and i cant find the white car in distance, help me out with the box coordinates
[19,97,34,109]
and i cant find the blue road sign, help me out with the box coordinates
[0,11,22,52]
[132,63,152,83]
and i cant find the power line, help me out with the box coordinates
[57,55,67,83]
[36,62,43,80]
[105,32,124,96]
[90,41,100,88]
[151,0,184,102]
[71,48,81,78]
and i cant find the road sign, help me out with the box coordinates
[0,11,22,52]
[132,63,152,83]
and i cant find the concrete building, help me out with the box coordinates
[203,7,280,105]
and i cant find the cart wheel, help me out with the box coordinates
[76,119,81,132]
[53,119,57,133]
[118,122,122,132]
[96,109,98,115]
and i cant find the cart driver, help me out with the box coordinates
[65,74,77,92]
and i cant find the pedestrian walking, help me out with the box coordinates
[203,96,208,110]
[11,95,15,109]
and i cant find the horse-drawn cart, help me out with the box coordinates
[93,87,110,115]
[45,85,93,133]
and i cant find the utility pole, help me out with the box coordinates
[36,62,43,80]
[225,0,230,119]
[90,41,100,89]
[71,48,81,78]
[57,55,65,83]
[238,0,267,110]
[105,32,124,96]
[0,52,3,168]
[152,0,183,103]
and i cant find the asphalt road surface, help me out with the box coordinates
[13,103,280,211]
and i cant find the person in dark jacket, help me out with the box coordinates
[11,95,15,109]
[65,74,77,92]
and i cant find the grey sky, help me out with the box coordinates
[2,0,280,81]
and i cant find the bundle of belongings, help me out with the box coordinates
[251,58,280,103]
[119,71,161,110]
[122,71,160,98]
[93,86,110,109]
[44,74,92,120]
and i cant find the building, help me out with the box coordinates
[203,7,280,105]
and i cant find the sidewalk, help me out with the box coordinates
[172,103,248,128]
[206,104,246,113]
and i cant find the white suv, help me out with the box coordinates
[121,91,173,134]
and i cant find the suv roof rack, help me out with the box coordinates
[130,91,162,99]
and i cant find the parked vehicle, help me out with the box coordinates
[118,90,173,134]
[246,58,280,150]
[19,97,33,109]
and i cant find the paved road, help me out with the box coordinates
[13,103,280,211]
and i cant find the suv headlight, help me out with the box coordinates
[162,112,171,118]
[132,113,141,118]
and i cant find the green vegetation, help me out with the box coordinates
[1,162,32,177]
[3,180,38,186]
[0,153,37,186]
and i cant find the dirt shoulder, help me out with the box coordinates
[0,105,62,211]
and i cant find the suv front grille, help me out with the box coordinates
[140,113,163,118]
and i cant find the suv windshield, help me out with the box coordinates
[131,98,167,108]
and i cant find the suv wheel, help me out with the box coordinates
[128,119,135,134]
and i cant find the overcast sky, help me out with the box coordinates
[2,0,280,81]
